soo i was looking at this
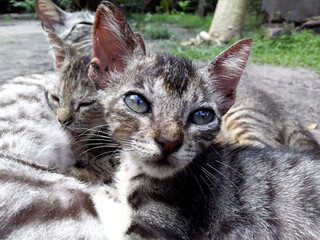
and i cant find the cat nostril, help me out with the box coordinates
[155,138,182,156]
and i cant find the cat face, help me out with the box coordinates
[100,55,224,178]
[46,54,105,138]
[89,2,252,179]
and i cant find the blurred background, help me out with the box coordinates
[0,0,319,140]
[0,0,319,72]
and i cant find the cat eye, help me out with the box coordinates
[51,94,60,103]
[78,100,96,108]
[124,94,150,113]
[189,109,215,125]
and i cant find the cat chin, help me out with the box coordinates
[138,158,189,179]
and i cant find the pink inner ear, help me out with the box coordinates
[209,38,252,115]
[92,28,127,75]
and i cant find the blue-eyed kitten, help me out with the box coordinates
[90,3,320,239]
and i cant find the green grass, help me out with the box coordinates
[131,12,320,72]
[131,13,212,29]
[143,24,171,39]
[250,29,320,72]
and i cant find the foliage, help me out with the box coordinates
[9,0,35,13]
[250,29,320,73]
[144,24,171,39]
[9,0,73,12]
[131,13,212,29]
[177,0,191,13]
[168,42,225,61]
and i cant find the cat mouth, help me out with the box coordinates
[148,157,172,168]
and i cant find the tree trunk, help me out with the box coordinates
[208,0,248,43]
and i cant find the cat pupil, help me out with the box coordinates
[124,94,149,113]
[190,109,215,125]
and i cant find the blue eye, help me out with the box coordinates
[189,109,215,125]
[124,94,150,113]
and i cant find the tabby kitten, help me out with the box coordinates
[0,74,109,239]
[43,30,120,184]
[90,3,320,239]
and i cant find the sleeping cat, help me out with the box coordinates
[43,29,120,183]
[0,74,110,239]
[90,2,320,239]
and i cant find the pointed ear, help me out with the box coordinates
[89,1,145,89]
[208,38,252,115]
[46,31,69,69]
[134,32,146,55]
[36,0,67,32]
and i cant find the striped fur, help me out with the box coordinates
[90,3,320,239]
[218,83,320,150]
[0,74,72,171]
[0,74,110,239]
[36,0,120,184]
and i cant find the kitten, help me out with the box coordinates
[0,73,109,240]
[90,3,320,239]
[43,30,120,184]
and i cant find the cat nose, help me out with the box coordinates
[155,138,182,156]
[58,115,73,126]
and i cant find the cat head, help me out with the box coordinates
[36,0,94,52]
[90,2,252,179]
[44,30,105,140]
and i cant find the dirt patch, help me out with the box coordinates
[0,19,319,142]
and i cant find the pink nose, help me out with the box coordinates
[155,138,182,156]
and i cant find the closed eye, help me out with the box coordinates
[78,100,96,108]
[51,94,60,103]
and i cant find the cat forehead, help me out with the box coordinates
[130,54,197,95]
[58,54,94,92]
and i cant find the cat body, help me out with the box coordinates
[219,82,320,149]
[0,74,110,239]
[0,73,72,171]
[89,3,320,239]
[110,146,320,240]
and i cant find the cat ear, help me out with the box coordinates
[45,31,69,69]
[89,1,145,89]
[208,38,253,115]
[134,32,146,55]
[35,0,67,32]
